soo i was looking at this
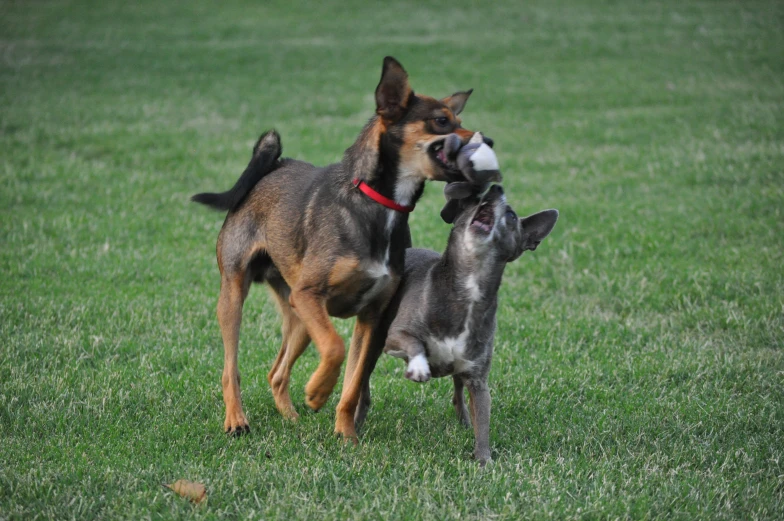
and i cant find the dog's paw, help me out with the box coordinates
[224,410,250,436]
[334,412,359,444]
[305,388,331,411]
[304,370,340,411]
[477,455,493,467]
[334,430,360,446]
[456,407,472,428]
[405,354,431,383]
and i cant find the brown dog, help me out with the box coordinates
[192,57,489,440]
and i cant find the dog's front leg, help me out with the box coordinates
[386,330,430,382]
[353,320,388,431]
[289,288,346,411]
[335,314,383,441]
[466,378,492,465]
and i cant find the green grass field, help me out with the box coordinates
[2,0,783,519]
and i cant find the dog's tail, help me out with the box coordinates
[191,129,283,212]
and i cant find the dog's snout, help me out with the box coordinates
[488,184,503,196]
[482,135,494,148]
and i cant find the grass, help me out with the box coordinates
[1,0,783,519]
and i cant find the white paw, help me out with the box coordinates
[405,354,431,382]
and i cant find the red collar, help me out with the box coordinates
[352,178,415,213]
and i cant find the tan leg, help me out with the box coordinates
[335,316,379,441]
[289,288,345,411]
[353,304,396,431]
[353,330,385,431]
[267,290,311,420]
[218,271,251,435]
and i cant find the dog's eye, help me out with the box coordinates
[434,117,450,127]
[505,209,517,221]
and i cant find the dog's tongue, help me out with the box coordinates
[438,149,448,164]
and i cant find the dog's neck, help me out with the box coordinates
[438,228,507,303]
[343,116,426,209]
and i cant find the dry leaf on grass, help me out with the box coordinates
[163,479,207,504]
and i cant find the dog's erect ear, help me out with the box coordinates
[519,209,559,252]
[442,89,473,116]
[375,56,412,123]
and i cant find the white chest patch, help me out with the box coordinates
[365,260,389,279]
[395,172,421,209]
[422,271,484,375]
[426,329,474,374]
[357,252,391,310]
[385,210,397,236]
[464,274,482,301]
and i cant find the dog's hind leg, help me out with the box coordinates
[452,376,471,428]
[218,269,252,435]
[267,285,311,420]
[466,379,492,465]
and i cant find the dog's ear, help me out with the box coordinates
[519,209,559,253]
[444,181,476,200]
[375,56,412,123]
[442,89,473,116]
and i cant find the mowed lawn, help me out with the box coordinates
[1,0,783,519]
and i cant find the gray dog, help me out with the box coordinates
[356,184,558,464]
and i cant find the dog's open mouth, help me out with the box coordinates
[430,140,453,167]
[470,202,495,234]
[429,137,461,174]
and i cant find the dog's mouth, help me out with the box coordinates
[428,135,462,176]
[430,140,454,168]
[468,184,504,235]
[470,201,496,234]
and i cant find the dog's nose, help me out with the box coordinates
[482,135,494,148]
[488,184,503,196]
